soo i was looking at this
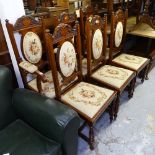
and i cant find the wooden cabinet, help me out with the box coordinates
[0,21,17,87]
[0,21,10,65]
[91,0,125,15]
[36,6,68,16]
[57,0,69,7]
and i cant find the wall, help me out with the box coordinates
[0,0,25,87]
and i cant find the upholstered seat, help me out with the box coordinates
[106,48,110,60]
[28,71,62,98]
[82,58,87,76]
[61,82,115,119]
[112,54,150,71]
[91,65,134,89]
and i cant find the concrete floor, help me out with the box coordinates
[78,63,155,155]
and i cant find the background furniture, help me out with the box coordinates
[127,17,155,57]
[35,6,69,16]
[0,65,80,155]
[91,0,127,16]
[135,0,155,28]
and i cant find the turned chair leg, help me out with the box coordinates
[145,60,152,80]
[141,65,148,83]
[109,103,114,123]
[114,94,120,120]
[146,50,155,79]
[89,123,94,150]
[78,122,95,150]
[128,77,136,99]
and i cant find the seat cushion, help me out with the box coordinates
[61,82,115,119]
[28,71,62,98]
[106,48,109,60]
[112,54,149,71]
[0,119,62,155]
[82,58,87,76]
[92,65,134,89]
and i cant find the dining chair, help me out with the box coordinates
[6,16,56,98]
[109,8,150,83]
[45,22,117,150]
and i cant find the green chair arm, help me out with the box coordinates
[13,88,80,155]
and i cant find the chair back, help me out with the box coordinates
[45,22,82,99]
[79,7,95,56]
[42,12,77,33]
[6,16,49,89]
[59,12,77,26]
[109,8,128,62]
[86,15,107,77]
[42,12,77,54]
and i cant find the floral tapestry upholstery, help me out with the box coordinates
[112,54,149,70]
[92,29,103,59]
[19,61,38,73]
[59,41,76,77]
[91,65,134,89]
[76,9,80,18]
[23,32,42,64]
[81,58,95,76]
[106,48,110,60]
[82,58,87,76]
[115,22,123,47]
[61,82,115,119]
[28,71,62,98]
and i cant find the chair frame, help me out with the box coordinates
[79,8,95,57]
[6,16,51,93]
[109,9,128,62]
[45,22,117,150]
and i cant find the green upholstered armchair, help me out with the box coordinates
[0,65,80,155]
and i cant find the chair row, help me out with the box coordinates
[5,8,150,150]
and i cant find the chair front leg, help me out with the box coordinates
[109,104,114,123]
[145,63,150,80]
[78,121,95,150]
[89,123,94,150]
[141,65,149,83]
[109,98,117,123]
[128,77,136,99]
[114,94,120,120]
